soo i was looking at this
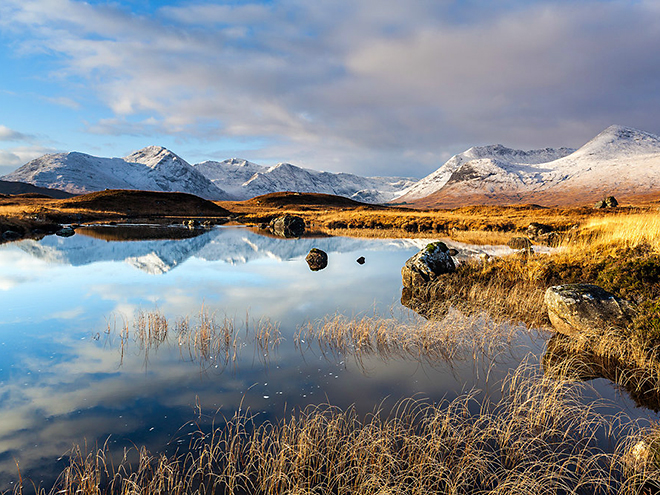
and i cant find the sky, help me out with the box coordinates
[1,0,660,179]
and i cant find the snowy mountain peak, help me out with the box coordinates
[2,147,230,200]
[571,125,660,160]
[395,142,575,202]
[125,146,190,170]
[406,124,660,207]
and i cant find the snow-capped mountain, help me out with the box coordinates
[193,160,415,203]
[399,125,660,207]
[396,144,576,202]
[3,149,415,204]
[2,146,230,200]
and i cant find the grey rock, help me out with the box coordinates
[269,215,305,238]
[401,242,455,288]
[305,248,328,271]
[605,196,619,208]
[527,222,553,238]
[56,226,76,237]
[544,284,635,337]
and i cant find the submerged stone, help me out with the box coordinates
[306,248,328,271]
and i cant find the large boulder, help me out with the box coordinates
[269,215,305,238]
[305,248,328,271]
[544,284,635,337]
[401,242,455,288]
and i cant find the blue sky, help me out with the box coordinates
[1,0,660,178]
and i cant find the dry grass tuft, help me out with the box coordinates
[105,308,281,371]
[39,364,655,495]
[296,309,531,369]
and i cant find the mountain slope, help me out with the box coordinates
[406,125,660,207]
[193,159,415,203]
[0,180,74,198]
[2,146,230,200]
[238,162,414,203]
[396,144,575,202]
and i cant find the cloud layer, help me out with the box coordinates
[1,0,660,176]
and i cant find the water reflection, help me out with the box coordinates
[543,333,660,412]
[0,228,653,490]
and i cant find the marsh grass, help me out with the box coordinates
[295,309,533,371]
[105,308,281,371]
[33,363,657,495]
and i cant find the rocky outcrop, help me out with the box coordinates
[305,248,328,271]
[594,196,619,208]
[544,284,635,337]
[401,242,455,288]
[269,215,305,238]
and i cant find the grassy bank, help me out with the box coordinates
[33,366,653,495]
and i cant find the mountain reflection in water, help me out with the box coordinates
[0,226,655,490]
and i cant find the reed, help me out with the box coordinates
[38,363,655,495]
[295,309,530,369]
[105,308,281,371]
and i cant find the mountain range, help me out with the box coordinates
[400,125,660,207]
[3,125,660,206]
[2,148,414,204]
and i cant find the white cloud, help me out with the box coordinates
[0,125,32,142]
[1,0,660,176]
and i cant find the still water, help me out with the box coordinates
[0,226,653,489]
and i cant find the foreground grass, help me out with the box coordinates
[32,365,657,495]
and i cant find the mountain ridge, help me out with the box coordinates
[401,125,660,207]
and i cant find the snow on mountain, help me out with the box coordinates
[3,148,414,204]
[403,125,660,207]
[238,162,415,203]
[2,146,230,200]
[192,158,266,198]
[193,159,414,203]
[396,144,575,202]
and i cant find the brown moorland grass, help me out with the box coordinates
[105,308,282,371]
[34,364,657,495]
[219,192,646,242]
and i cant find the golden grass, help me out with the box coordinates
[105,308,282,371]
[574,212,660,253]
[34,363,656,495]
[296,309,531,370]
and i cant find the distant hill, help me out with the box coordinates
[0,180,74,199]
[242,191,374,208]
[193,159,414,203]
[396,125,660,207]
[55,189,231,217]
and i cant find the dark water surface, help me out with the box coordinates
[0,226,655,489]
